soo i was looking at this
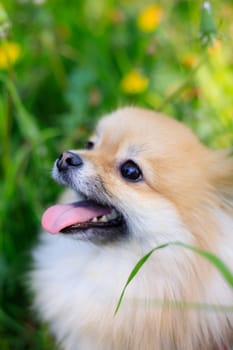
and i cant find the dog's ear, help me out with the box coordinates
[210,149,233,209]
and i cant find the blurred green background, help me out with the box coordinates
[0,0,233,348]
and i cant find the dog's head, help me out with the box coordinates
[42,107,233,247]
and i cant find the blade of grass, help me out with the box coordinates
[0,75,41,145]
[0,144,30,216]
[127,298,233,313]
[115,241,233,315]
[0,93,9,173]
[114,242,170,315]
[0,308,25,333]
[175,242,233,287]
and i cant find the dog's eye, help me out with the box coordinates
[120,160,143,182]
[85,141,94,150]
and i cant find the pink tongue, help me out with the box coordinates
[41,201,111,235]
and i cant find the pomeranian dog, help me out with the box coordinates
[31,107,233,350]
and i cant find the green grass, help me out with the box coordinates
[115,242,233,315]
[0,0,233,348]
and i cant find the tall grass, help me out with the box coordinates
[0,0,233,348]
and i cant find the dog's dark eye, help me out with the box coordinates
[120,160,143,182]
[85,141,94,150]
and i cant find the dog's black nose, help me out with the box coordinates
[56,151,83,171]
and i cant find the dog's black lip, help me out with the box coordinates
[60,215,124,234]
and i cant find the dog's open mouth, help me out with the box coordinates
[42,199,124,236]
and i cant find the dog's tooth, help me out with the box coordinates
[100,215,108,222]
[91,211,119,224]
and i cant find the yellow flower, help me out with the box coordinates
[121,70,148,94]
[182,54,198,68]
[137,5,163,33]
[0,42,21,69]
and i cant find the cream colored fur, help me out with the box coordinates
[31,107,233,350]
